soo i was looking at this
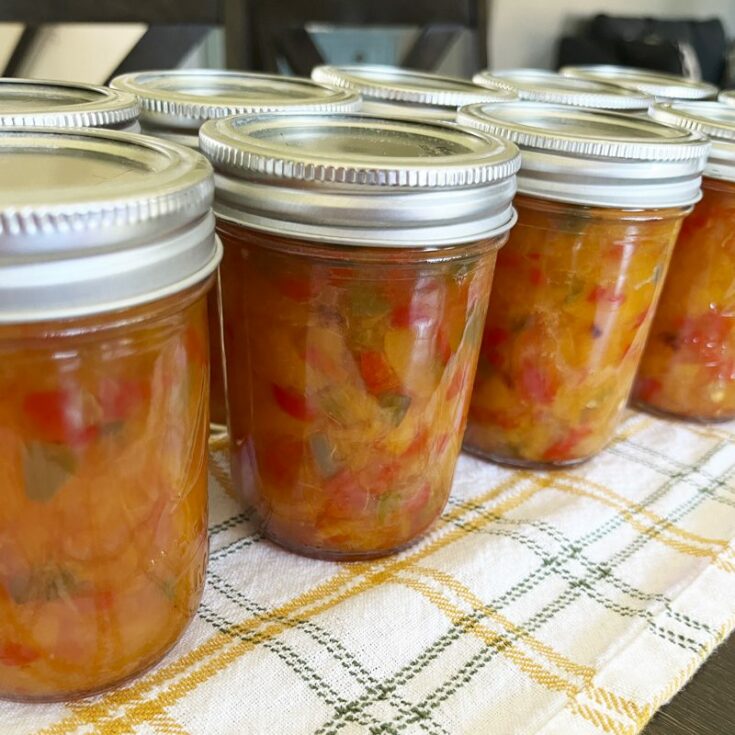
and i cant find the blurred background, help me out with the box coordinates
[0,0,733,86]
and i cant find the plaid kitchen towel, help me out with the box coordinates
[4,410,735,735]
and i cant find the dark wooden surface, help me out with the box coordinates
[644,632,735,734]
[0,1,223,24]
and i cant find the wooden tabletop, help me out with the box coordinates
[644,633,735,734]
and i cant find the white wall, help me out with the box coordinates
[490,0,735,70]
[0,24,23,71]
[14,24,146,83]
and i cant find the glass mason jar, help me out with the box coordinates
[635,103,735,421]
[111,70,361,428]
[312,65,516,121]
[0,128,221,701]
[200,113,520,559]
[473,69,652,112]
[0,78,140,131]
[560,65,718,103]
[457,102,709,468]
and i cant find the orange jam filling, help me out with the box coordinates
[218,222,503,559]
[0,284,211,701]
[465,194,687,466]
[635,178,735,420]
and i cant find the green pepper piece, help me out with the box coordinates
[155,577,177,601]
[345,286,391,351]
[309,432,341,478]
[100,420,125,437]
[8,566,79,604]
[348,286,390,319]
[377,490,403,523]
[563,275,586,304]
[378,393,412,427]
[24,441,76,503]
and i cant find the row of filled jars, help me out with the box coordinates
[0,64,732,702]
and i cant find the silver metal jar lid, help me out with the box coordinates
[0,128,221,323]
[110,69,361,146]
[560,65,718,101]
[0,78,140,130]
[199,113,520,247]
[457,101,710,208]
[312,65,517,110]
[650,101,735,183]
[718,90,735,107]
[472,69,652,111]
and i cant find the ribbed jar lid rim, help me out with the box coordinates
[473,69,652,110]
[650,101,735,183]
[0,78,140,129]
[199,112,521,247]
[457,101,709,208]
[650,101,735,142]
[560,65,718,100]
[0,127,220,321]
[200,112,521,187]
[312,64,517,108]
[111,69,362,128]
[458,101,709,161]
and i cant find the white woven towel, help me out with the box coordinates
[3,411,735,735]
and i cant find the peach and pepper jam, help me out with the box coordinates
[635,177,735,420]
[0,283,210,701]
[219,223,503,559]
[465,195,688,466]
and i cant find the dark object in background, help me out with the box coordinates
[240,0,488,75]
[557,14,728,86]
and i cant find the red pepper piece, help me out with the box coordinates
[529,267,546,287]
[678,311,732,361]
[484,326,510,349]
[542,427,591,462]
[23,390,70,443]
[391,303,435,330]
[0,642,40,667]
[271,384,314,421]
[323,470,371,518]
[587,285,626,306]
[636,376,662,403]
[403,428,430,459]
[390,283,441,329]
[358,351,399,395]
[22,390,99,446]
[518,361,558,405]
[275,276,313,302]
[481,326,510,368]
